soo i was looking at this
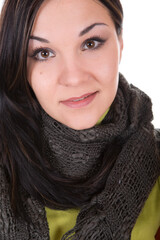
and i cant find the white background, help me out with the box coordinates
[0,0,159,127]
[120,0,160,128]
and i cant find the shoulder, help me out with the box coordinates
[155,129,160,148]
[131,176,160,240]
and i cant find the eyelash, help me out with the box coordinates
[82,36,106,51]
[29,36,107,62]
[29,47,55,62]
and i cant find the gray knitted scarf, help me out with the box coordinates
[0,74,160,240]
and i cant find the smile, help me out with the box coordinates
[71,95,91,102]
[61,92,98,109]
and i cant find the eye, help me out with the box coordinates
[36,49,54,60]
[85,40,97,49]
[82,37,106,51]
[30,48,55,61]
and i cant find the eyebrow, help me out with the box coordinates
[29,36,50,43]
[79,22,108,37]
[29,22,108,43]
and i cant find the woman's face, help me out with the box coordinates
[27,0,123,130]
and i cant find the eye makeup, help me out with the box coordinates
[82,35,107,51]
[28,47,55,61]
[28,35,107,62]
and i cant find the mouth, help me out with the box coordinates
[63,92,97,102]
[61,91,98,108]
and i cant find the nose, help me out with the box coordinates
[58,55,88,87]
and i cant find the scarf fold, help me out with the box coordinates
[0,73,160,240]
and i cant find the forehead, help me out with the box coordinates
[31,0,114,35]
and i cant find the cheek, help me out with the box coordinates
[27,70,52,109]
[87,39,120,82]
[95,51,119,86]
[28,63,53,92]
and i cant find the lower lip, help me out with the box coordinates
[61,92,98,108]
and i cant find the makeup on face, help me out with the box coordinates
[27,0,123,130]
[60,91,98,109]
[28,23,109,62]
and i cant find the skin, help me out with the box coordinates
[27,0,123,130]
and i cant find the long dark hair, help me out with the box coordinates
[0,0,123,217]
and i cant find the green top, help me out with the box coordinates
[131,177,160,239]
[45,110,160,239]
[46,178,160,240]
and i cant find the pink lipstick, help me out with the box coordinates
[61,92,98,108]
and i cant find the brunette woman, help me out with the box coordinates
[0,0,160,239]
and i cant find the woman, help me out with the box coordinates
[0,0,160,239]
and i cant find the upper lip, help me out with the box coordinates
[61,92,97,102]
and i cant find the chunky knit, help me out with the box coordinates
[41,73,160,239]
[0,73,160,239]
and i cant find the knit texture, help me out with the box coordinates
[0,73,160,239]
[41,73,160,239]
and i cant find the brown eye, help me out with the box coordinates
[86,40,96,49]
[41,50,50,58]
[34,48,54,61]
[82,37,106,51]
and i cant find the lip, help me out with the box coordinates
[61,91,98,108]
